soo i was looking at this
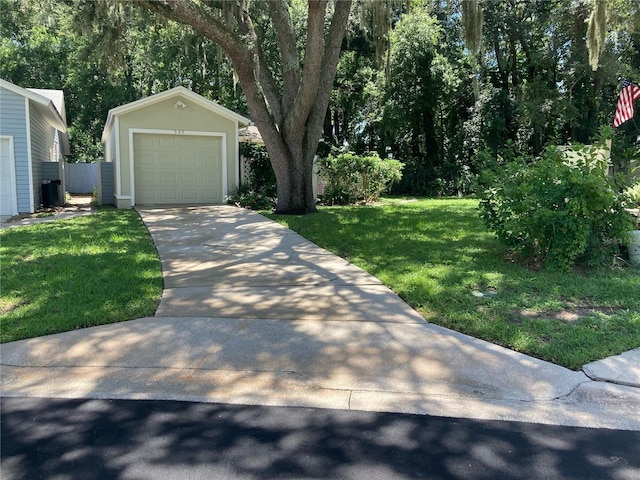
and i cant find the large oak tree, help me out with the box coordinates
[137,0,353,214]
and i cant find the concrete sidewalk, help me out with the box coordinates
[0,195,95,229]
[2,206,639,430]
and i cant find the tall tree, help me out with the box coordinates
[136,0,353,214]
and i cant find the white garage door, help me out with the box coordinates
[0,137,17,217]
[133,133,224,205]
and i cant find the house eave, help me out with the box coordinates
[101,86,251,144]
[1,79,67,132]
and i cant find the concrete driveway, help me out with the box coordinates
[1,206,639,429]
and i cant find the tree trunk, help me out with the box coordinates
[423,109,438,167]
[138,0,352,215]
[260,127,317,214]
[275,152,316,214]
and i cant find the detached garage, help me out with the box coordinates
[100,86,251,208]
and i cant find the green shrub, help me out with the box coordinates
[317,152,403,205]
[231,142,277,210]
[240,142,276,197]
[624,183,640,207]
[227,183,275,210]
[479,144,633,270]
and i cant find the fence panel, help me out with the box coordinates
[65,162,97,194]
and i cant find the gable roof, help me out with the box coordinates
[0,79,67,133]
[27,88,68,124]
[27,88,71,155]
[101,86,252,143]
[239,125,264,144]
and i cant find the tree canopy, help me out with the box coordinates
[2,0,638,202]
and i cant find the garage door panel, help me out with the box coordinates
[160,190,178,201]
[134,133,223,205]
[159,153,178,168]
[181,189,200,202]
[159,171,177,184]
[137,169,155,181]
[136,136,155,149]
[201,172,220,183]
[158,136,178,149]
[182,171,198,183]
[137,151,155,166]
[181,156,198,168]
[137,187,158,203]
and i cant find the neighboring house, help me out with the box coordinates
[0,79,69,220]
[99,86,251,208]
[238,125,264,145]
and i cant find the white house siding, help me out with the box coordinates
[0,87,30,212]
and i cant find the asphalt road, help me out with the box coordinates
[2,397,639,480]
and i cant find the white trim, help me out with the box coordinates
[129,128,227,206]
[0,79,67,132]
[24,97,34,213]
[114,193,132,209]
[234,120,240,188]
[0,136,18,217]
[1,79,56,107]
[221,132,228,199]
[114,117,122,197]
[102,86,250,143]
[128,129,135,205]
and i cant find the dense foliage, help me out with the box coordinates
[227,142,276,210]
[239,142,277,198]
[327,1,640,196]
[2,0,638,195]
[0,0,244,162]
[479,143,634,269]
[626,182,640,207]
[316,152,403,205]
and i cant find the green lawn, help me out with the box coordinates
[267,198,640,370]
[1,209,163,343]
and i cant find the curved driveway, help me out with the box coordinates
[2,206,639,429]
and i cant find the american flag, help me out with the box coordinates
[613,79,640,128]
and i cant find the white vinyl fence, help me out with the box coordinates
[65,162,97,194]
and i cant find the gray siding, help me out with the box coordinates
[29,104,56,207]
[97,162,114,205]
[41,161,60,178]
[0,87,30,212]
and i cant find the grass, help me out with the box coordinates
[266,197,640,370]
[1,209,163,343]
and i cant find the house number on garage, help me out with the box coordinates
[174,129,185,135]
